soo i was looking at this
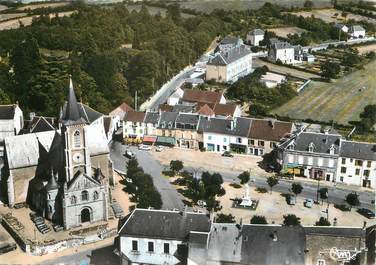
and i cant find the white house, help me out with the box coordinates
[334,23,349,33]
[122,111,146,139]
[260,72,287,88]
[109,102,133,130]
[216,36,243,53]
[337,140,376,188]
[167,87,184,106]
[268,42,295,64]
[349,25,366,38]
[246,29,265,46]
[115,208,211,265]
[0,104,24,156]
[206,45,253,83]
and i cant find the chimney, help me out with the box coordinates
[183,204,188,218]
[363,221,367,230]
[271,231,278,242]
[29,112,36,121]
[269,119,275,129]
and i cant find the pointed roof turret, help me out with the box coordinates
[46,169,59,191]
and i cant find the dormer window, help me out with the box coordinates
[329,144,335,155]
[288,143,295,150]
[308,143,314,153]
[73,130,81,148]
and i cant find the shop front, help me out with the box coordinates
[142,136,157,146]
[156,136,176,147]
[230,143,247,154]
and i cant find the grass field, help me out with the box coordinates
[268,26,306,38]
[273,59,376,125]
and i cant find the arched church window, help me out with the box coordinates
[71,195,77,205]
[81,190,89,201]
[73,130,81,148]
[93,191,99,200]
[49,205,52,212]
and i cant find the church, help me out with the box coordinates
[3,79,112,229]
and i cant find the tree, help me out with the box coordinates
[304,0,314,10]
[166,3,182,25]
[319,188,328,205]
[291,183,303,198]
[250,215,268,224]
[215,213,236,223]
[266,176,279,194]
[283,214,301,226]
[358,104,376,132]
[315,217,331,226]
[320,61,340,79]
[238,171,250,185]
[170,160,184,174]
[345,192,360,209]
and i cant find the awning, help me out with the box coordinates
[156,136,176,146]
[143,136,157,143]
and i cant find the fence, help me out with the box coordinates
[297,79,311,93]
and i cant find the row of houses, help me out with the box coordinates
[268,39,315,65]
[278,130,376,188]
[115,208,375,265]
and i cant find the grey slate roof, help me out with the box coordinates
[304,226,366,238]
[62,80,85,125]
[0,105,16,120]
[118,209,211,240]
[292,132,341,155]
[272,41,293,50]
[176,113,200,125]
[158,111,179,128]
[30,117,55,133]
[208,45,251,66]
[340,141,376,161]
[250,28,264,36]
[144,112,160,124]
[172,104,196,113]
[45,171,59,191]
[62,102,103,125]
[350,25,365,32]
[241,225,306,265]
[220,36,241,45]
[198,117,252,137]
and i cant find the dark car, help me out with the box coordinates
[124,150,135,159]
[222,151,233,157]
[357,208,375,219]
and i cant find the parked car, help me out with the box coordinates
[221,151,233,157]
[287,195,296,205]
[156,146,164,152]
[197,200,207,207]
[304,199,314,208]
[266,164,276,173]
[357,208,375,219]
[53,224,64,232]
[124,150,135,159]
[138,144,152,151]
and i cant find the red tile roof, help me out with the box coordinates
[248,119,293,142]
[198,104,215,116]
[182,89,223,105]
[213,104,237,117]
[124,111,145,123]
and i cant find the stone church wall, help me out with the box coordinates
[9,166,37,206]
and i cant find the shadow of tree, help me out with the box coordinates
[87,245,119,265]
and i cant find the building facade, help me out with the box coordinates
[246,29,264,46]
[268,42,295,64]
[0,104,24,156]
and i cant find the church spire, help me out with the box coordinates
[62,76,81,123]
[46,168,59,191]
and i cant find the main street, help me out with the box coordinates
[110,141,185,210]
[110,141,375,211]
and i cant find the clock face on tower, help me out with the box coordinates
[73,153,84,163]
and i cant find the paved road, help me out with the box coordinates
[41,243,117,265]
[183,166,375,211]
[110,141,185,210]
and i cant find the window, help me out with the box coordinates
[208,135,212,141]
[270,142,276,148]
[132,240,138,251]
[249,139,255,146]
[259,141,264,147]
[71,195,77,205]
[73,130,81,148]
[164,243,170,254]
[342,158,346,164]
[93,191,99,200]
[81,190,89,201]
[340,176,344,182]
[348,175,352,178]
[148,241,154,252]
[355,168,360,175]
[367,161,372,167]
[364,169,370,177]
[249,148,254,154]
[350,159,353,163]
[237,137,242,144]
[308,143,314,152]
[260,149,264,156]
[341,167,347,174]
[223,146,227,150]
[223,138,227,143]
[355,160,363,167]
[317,259,325,265]
[329,145,335,155]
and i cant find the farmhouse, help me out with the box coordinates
[268,41,294,64]
[206,45,253,83]
[349,25,366,38]
[246,28,264,46]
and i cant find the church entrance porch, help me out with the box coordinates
[81,208,91,223]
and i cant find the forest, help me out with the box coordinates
[0,2,228,116]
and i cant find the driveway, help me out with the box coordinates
[110,141,185,210]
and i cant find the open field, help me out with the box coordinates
[357,43,376,54]
[292,8,376,24]
[0,11,75,31]
[0,12,27,22]
[268,26,307,38]
[273,59,376,125]
[179,0,335,13]
[16,2,70,11]
[125,4,194,18]
[217,182,376,226]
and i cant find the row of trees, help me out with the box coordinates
[124,158,162,209]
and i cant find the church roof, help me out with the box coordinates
[45,170,59,190]
[30,116,55,133]
[62,78,86,125]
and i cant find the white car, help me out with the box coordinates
[156,146,164,152]
[197,200,207,207]
[138,144,152,151]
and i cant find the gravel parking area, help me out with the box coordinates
[217,182,376,227]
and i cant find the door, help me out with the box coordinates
[254,149,259,156]
[81,208,91,223]
[326,174,331,181]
